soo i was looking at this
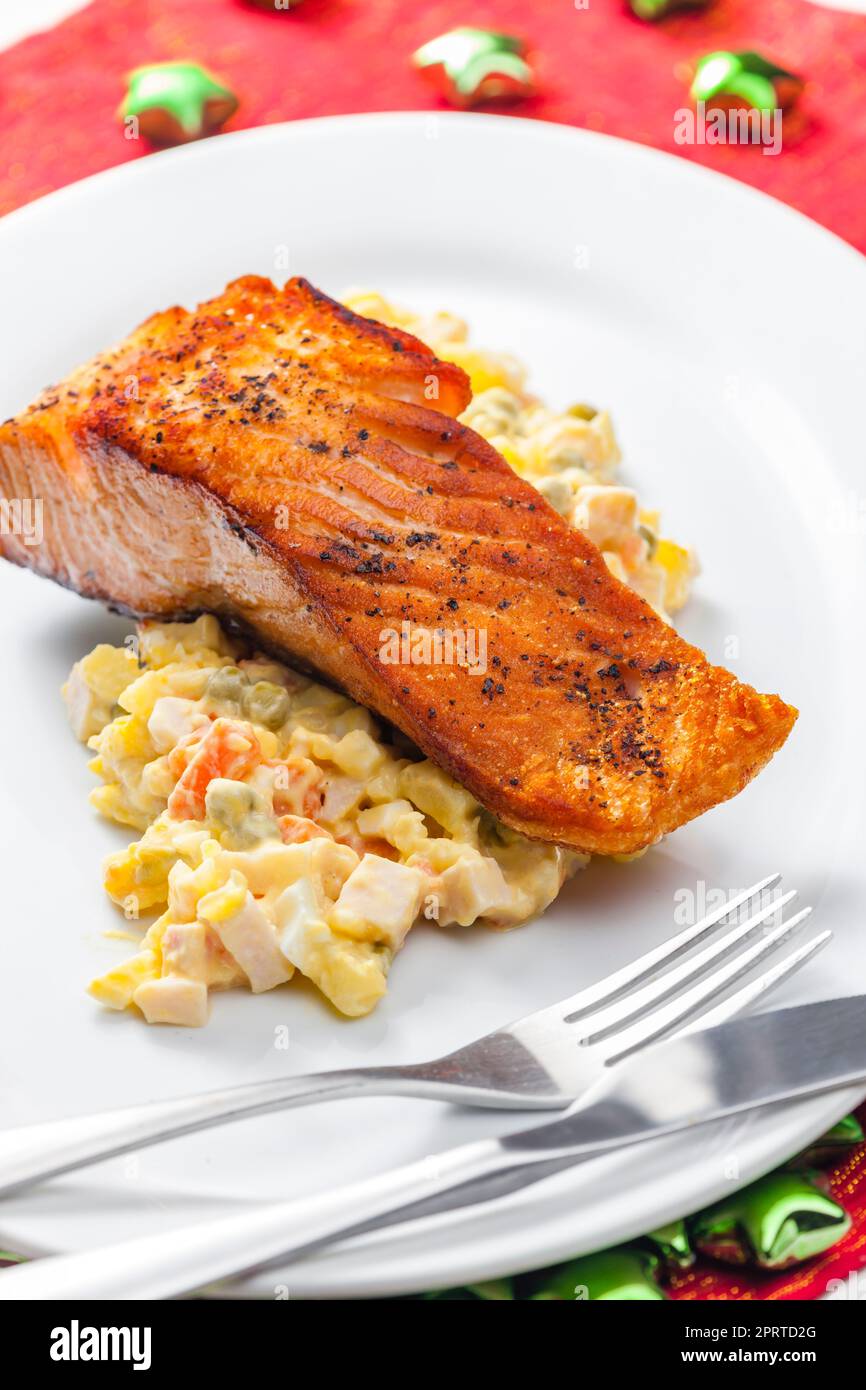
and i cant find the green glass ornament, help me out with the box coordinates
[629,0,710,20]
[691,51,803,114]
[118,62,238,146]
[644,1219,695,1272]
[531,1247,666,1300]
[691,1172,851,1269]
[789,1115,865,1170]
[412,28,534,109]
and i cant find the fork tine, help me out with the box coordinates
[604,930,831,1068]
[673,930,833,1036]
[594,905,813,1058]
[567,889,798,1039]
[559,873,781,1024]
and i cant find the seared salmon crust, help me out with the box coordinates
[0,276,797,854]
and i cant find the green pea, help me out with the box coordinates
[244,680,291,730]
[204,779,278,849]
[205,779,257,827]
[203,665,248,715]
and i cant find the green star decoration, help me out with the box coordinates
[790,1114,866,1169]
[691,1172,851,1269]
[691,51,803,114]
[644,1219,695,1272]
[119,62,239,146]
[629,0,710,19]
[412,28,534,108]
[530,1248,666,1300]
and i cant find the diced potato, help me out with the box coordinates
[161,921,210,980]
[274,881,388,1017]
[342,290,469,359]
[273,876,327,943]
[198,874,292,992]
[167,853,229,922]
[88,949,160,1010]
[655,538,699,614]
[147,696,210,754]
[398,761,480,839]
[139,754,176,802]
[89,782,153,832]
[328,704,380,739]
[485,840,578,926]
[103,817,212,909]
[315,729,383,780]
[329,855,426,950]
[86,712,167,828]
[104,840,178,911]
[364,757,406,805]
[133,976,208,1027]
[407,836,471,874]
[319,775,366,823]
[118,665,213,720]
[571,485,638,551]
[216,838,358,903]
[62,644,139,740]
[196,870,247,923]
[90,713,154,764]
[432,854,513,928]
[521,410,621,478]
[138,616,238,668]
[356,800,428,856]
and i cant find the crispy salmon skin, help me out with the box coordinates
[0,276,796,854]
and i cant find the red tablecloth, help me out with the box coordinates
[669,1111,866,1299]
[2,0,865,1300]
[2,0,866,249]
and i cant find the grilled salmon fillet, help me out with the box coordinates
[0,276,796,854]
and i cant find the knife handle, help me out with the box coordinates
[0,1136,515,1301]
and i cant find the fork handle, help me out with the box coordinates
[0,1066,439,1198]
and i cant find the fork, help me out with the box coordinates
[0,873,827,1198]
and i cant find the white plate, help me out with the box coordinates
[1,114,865,1299]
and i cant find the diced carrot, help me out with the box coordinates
[277,815,334,845]
[269,758,323,819]
[166,723,211,779]
[167,717,262,821]
[335,830,399,860]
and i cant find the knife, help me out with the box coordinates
[2,996,864,1301]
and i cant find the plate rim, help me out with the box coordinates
[4,110,866,275]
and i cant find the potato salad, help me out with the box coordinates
[67,616,584,1027]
